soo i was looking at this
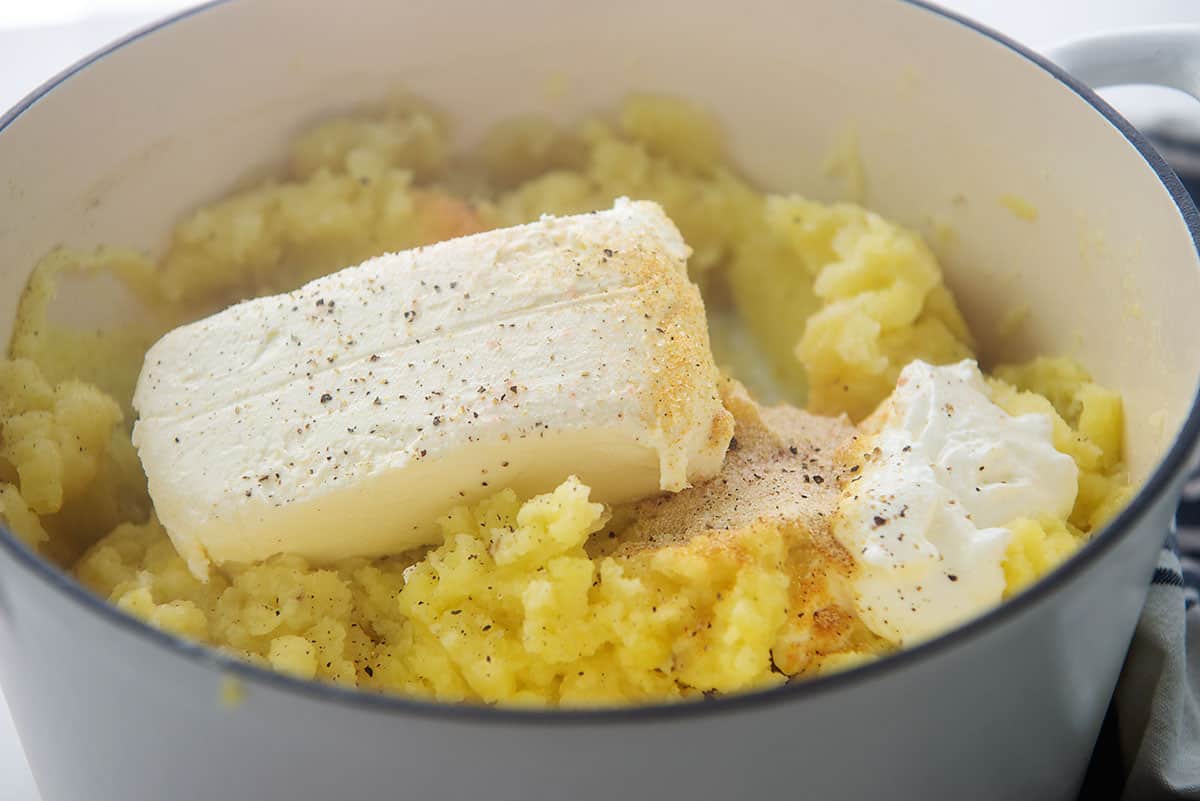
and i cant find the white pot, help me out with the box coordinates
[1,2,1198,799]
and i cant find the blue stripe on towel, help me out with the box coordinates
[1152,567,1186,588]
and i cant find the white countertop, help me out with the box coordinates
[2,1,1200,798]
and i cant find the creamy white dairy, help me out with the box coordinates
[834,360,1077,644]
[133,199,733,578]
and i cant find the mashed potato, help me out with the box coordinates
[78,479,802,704]
[0,94,1129,705]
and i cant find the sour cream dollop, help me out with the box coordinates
[834,360,1078,645]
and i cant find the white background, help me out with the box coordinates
[2,1,1200,798]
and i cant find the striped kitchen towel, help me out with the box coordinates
[1171,475,1200,611]
[1115,475,1200,800]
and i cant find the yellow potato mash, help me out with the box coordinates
[0,94,1129,705]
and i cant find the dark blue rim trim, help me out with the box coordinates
[2,0,1199,726]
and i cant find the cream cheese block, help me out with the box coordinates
[132,199,734,578]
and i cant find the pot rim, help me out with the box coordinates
[1,0,1197,725]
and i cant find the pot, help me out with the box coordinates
[1,2,1198,799]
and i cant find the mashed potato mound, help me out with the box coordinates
[78,479,794,704]
[2,94,1131,705]
[753,198,974,421]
